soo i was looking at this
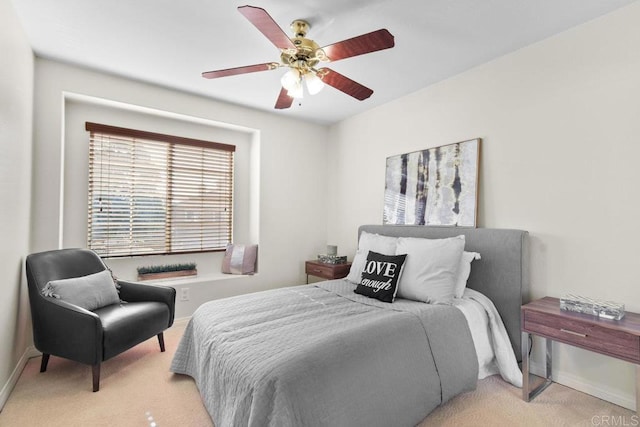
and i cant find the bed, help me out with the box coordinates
[171,225,529,426]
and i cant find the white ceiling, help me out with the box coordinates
[12,0,636,125]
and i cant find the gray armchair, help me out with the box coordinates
[25,248,176,391]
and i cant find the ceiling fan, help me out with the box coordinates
[202,5,395,109]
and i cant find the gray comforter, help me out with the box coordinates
[170,280,478,427]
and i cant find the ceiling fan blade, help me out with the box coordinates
[320,29,395,62]
[274,87,294,109]
[318,68,373,101]
[202,62,278,79]
[238,6,296,50]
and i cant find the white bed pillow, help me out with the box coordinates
[395,235,465,304]
[346,232,398,283]
[453,251,481,298]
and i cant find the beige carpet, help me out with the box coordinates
[0,321,634,426]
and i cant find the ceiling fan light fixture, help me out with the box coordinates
[203,6,395,110]
[281,68,301,92]
[304,72,325,95]
[282,68,305,99]
[287,82,304,99]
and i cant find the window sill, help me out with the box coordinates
[134,271,255,286]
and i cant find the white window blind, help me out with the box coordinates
[86,122,235,257]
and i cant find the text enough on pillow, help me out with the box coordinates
[354,251,406,303]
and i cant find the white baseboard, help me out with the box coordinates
[530,361,635,411]
[0,346,39,411]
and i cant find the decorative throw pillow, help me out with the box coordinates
[453,251,481,298]
[41,269,121,311]
[354,251,407,303]
[222,244,258,275]
[395,235,466,304]
[105,266,122,292]
[346,232,398,283]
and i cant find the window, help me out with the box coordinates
[86,122,235,257]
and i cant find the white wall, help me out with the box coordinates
[31,59,330,317]
[0,0,34,408]
[327,2,640,409]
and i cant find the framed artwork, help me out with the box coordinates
[383,138,480,227]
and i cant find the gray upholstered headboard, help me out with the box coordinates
[358,225,530,362]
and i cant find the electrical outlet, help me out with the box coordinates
[180,287,190,302]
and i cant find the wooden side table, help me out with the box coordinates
[305,260,351,283]
[521,297,640,412]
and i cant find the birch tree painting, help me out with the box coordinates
[383,139,480,227]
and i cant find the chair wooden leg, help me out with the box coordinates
[157,333,165,352]
[92,364,100,392]
[40,354,50,373]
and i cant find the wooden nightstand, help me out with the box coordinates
[305,260,352,283]
[521,297,640,412]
